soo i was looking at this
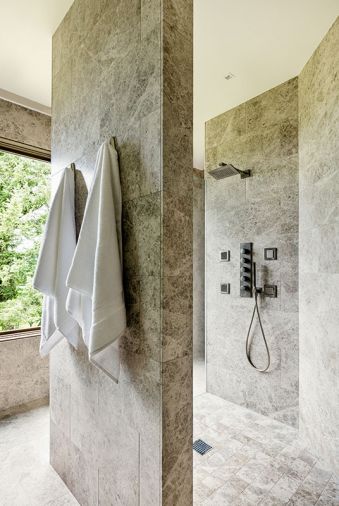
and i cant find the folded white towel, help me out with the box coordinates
[33,167,80,355]
[66,140,126,382]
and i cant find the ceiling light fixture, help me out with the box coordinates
[224,73,235,80]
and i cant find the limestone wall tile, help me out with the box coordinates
[299,17,339,474]
[205,78,299,426]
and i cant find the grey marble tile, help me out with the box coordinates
[162,189,193,278]
[51,0,193,504]
[203,476,249,505]
[268,474,302,502]
[205,77,299,426]
[0,98,51,150]
[123,192,161,279]
[0,336,49,415]
[97,423,139,506]
[299,18,339,475]
[0,409,79,505]
[140,432,161,506]
[205,103,247,150]
[162,273,193,361]
[162,0,192,208]
[193,394,339,505]
[46,494,79,505]
[140,109,161,195]
[162,355,193,505]
[141,0,161,40]
[246,78,298,132]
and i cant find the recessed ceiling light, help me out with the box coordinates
[224,73,235,80]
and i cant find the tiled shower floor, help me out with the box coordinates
[194,393,339,505]
[1,397,338,505]
[0,406,78,506]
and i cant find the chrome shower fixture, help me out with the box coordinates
[209,162,251,180]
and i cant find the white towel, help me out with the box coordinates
[33,167,80,355]
[66,140,126,382]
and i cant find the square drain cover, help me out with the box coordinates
[193,439,212,455]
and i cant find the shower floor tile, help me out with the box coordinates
[194,393,339,505]
[0,406,79,506]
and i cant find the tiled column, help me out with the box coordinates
[50,0,193,504]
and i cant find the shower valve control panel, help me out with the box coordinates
[240,242,253,298]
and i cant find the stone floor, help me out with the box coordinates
[194,393,339,505]
[2,394,339,505]
[0,406,78,506]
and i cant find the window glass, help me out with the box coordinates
[0,151,50,331]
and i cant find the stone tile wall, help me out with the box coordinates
[51,0,192,504]
[0,98,50,417]
[0,336,49,416]
[205,78,299,427]
[0,98,51,150]
[299,17,339,475]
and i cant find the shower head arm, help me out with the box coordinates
[238,168,251,179]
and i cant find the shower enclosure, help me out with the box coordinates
[193,16,339,505]
[202,76,299,427]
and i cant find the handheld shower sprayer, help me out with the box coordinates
[245,262,271,373]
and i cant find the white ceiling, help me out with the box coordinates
[194,0,338,168]
[0,0,337,164]
[0,0,73,111]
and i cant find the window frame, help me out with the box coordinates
[0,136,50,162]
[0,138,51,338]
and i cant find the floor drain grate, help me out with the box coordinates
[193,439,212,455]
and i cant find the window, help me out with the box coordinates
[0,150,50,332]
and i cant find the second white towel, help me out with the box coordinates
[66,140,126,382]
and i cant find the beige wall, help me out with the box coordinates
[50,1,193,505]
[205,78,299,427]
[299,17,339,474]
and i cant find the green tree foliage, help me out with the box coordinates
[0,151,50,330]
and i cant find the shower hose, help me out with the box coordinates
[245,269,271,373]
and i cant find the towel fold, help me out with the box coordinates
[33,167,80,355]
[66,140,126,382]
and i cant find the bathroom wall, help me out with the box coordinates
[51,1,192,505]
[0,99,50,416]
[0,335,49,417]
[193,168,205,360]
[0,98,51,151]
[299,18,339,474]
[205,78,299,427]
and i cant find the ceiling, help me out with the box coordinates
[194,0,338,168]
[0,0,337,166]
[0,0,73,111]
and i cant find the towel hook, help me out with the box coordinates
[52,138,117,177]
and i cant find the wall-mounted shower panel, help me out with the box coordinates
[240,242,253,297]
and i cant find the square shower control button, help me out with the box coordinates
[264,247,277,260]
[220,251,230,261]
[264,284,277,298]
[220,283,230,294]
